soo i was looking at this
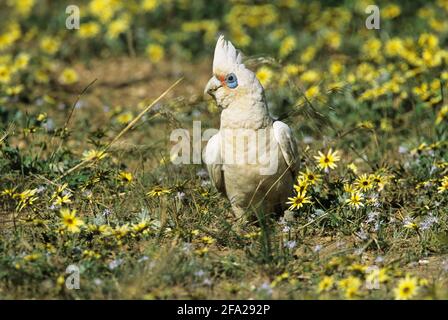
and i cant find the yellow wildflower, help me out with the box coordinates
[317,276,334,293]
[147,186,171,197]
[346,192,364,209]
[286,190,312,210]
[314,149,341,171]
[59,68,79,85]
[60,208,84,233]
[146,44,165,63]
[394,275,418,300]
[256,66,273,87]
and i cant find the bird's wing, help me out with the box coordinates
[204,132,226,194]
[273,121,299,177]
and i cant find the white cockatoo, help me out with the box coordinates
[204,35,299,218]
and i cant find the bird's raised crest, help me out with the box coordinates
[213,35,243,75]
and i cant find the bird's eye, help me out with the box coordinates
[225,73,238,89]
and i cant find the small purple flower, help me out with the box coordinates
[366,211,379,224]
[43,118,55,131]
[419,214,438,231]
[75,100,84,109]
[196,168,208,179]
[258,282,273,296]
[138,256,149,263]
[373,221,380,232]
[278,217,287,226]
[442,260,448,273]
[285,240,297,249]
[35,98,44,106]
[83,190,92,197]
[303,136,314,144]
[313,209,325,218]
[403,216,415,228]
[108,258,123,270]
[398,146,408,154]
[336,241,346,248]
[201,181,211,187]
[356,229,369,241]
[176,192,186,201]
[182,243,192,252]
[194,270,205,278]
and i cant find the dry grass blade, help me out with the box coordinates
[49,79,98,161]
[57,77,184,180]
[0,122,16,145]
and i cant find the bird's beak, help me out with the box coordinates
[204,76,222,97]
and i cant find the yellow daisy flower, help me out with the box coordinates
[118,171,133,184]
[317,276,334,293]
[147,186,171,197]
[314,149,340,171]
[146,44,165,63]
[286,190,312,210]
[437,176,448,193]
[394,275,418,300]
[338,276,362,299]
[82,149,108,161]
[298,168,322,186]
[355,174,373,192]
[345,192,364,209]
[60,208,84,233]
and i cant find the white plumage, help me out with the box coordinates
[204,35,299,218]
[213,35,243,75]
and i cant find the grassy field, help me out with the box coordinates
[0,0,448,299]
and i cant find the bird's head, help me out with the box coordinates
[204,35,263,109]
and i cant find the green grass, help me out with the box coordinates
[1,0,448,300]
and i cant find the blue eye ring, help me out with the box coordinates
[225,73,238,89]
